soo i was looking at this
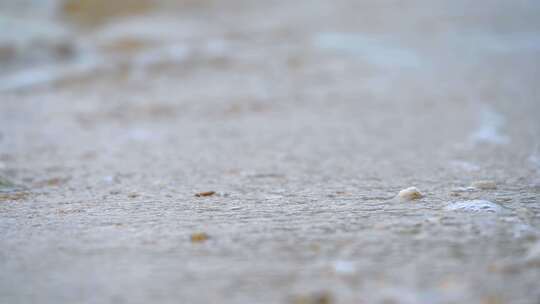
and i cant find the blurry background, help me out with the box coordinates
[1,1,540,303]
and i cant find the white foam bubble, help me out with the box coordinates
[445,200,502,213]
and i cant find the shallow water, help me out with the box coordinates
[1,1,540,304]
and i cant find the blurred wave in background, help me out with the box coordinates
[1,0,539,92]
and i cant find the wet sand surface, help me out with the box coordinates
[1,1,540,303]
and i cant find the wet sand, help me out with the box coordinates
[1,1,540,303]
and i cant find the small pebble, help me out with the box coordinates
[195,191,216,197]
[127,192,139,198]
[45,177,65,186]
[481,295,504,304]
[190,232,210,243]
[291,292,333,304]
[471,180,497,190]
[397,187,423,201]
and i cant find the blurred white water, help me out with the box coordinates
[470,107,509,145]
[313,32,422,68]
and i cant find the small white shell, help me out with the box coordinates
[397,187,423,201]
